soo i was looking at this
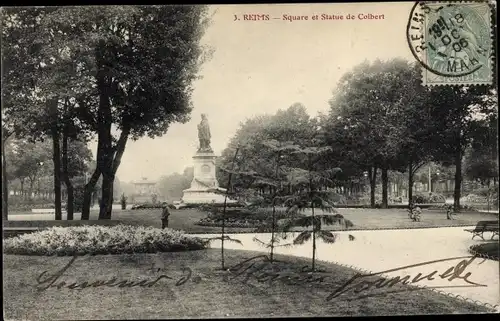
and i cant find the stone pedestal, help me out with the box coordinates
[181,151,234,205]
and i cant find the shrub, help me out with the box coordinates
[196,207,290,229]
[458,204,479,211]
[427,203,480,212]
[197,202,246,211]
[461,194,488,203]
[73,188,85,212]
[196,217,262,228]
[131,203,175,210]
[8,203,56,212]
[8,197,67,212]
[390,196,403,203]
[120,193,127,210]
[469,242,499,261]
[207,207,288,221]
[411,192,445,204]
[3,225,209,256]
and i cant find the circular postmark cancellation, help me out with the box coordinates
[406,1,493,85]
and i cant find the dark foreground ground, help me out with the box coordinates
[3,249,494,320]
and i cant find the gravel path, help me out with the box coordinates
[194,227,500,309]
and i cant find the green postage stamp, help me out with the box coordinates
[407,1,494,86]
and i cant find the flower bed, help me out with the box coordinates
[461,194,487,203]
[131,203,175,210]
[195,207,291,229]
[427,203,479,211]
[196,217,265,228]
[3,225,208,256]
[197,202,247,212]
[411,193,446,204]
[469,242,499,261]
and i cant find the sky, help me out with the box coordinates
[90,2,417,183]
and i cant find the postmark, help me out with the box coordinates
[406,1,493,86]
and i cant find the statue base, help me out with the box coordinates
[181,188,230,205]
[181,150,237,205]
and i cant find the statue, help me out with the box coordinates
[197,114,212,152]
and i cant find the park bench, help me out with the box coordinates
[464,221,499,241]
[31,209,67,214]
[3,227,42,238]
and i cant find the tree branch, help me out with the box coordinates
[411,160,428,176]
[111,125,131,175]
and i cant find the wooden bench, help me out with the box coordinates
[464,221,499,240]
[31,209,67,214]
[3,227,42,239]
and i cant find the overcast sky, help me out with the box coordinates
[91,2,416,183]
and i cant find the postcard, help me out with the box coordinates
[2,2,498,319]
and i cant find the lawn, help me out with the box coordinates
[72,207,499,233]
[3,249,493,319]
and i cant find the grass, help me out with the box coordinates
[3,249,493,319]
[6,207,499,233]
[98,208,499,232]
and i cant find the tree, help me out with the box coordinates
[218,103,316,194]
[248,140,301,262]
[2,134,92,216]
[2,123,14,220]
[2,7,93,220]
[279,144,354,272]
[68,6,211,219]
[464,90,498,186]
[12,140,52,200]
[428,86,494,211]
[204,147,243,270]
[325,59,431,208]
[157,167,193,201]
[3,6,212,220]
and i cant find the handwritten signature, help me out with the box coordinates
[35,254,487,300]
[35,256,192,291]
[326,255,487,300]
[226,255,487,300]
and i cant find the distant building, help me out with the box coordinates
[131,177,159,204]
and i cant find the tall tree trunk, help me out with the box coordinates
[99,173,114,220]
[487,179,491,212]
[81,168,101,220]
[270,152,281,263]
[453,149,463,212]
[220,147,240,270]
[96,58,114,219]
[106,177,114,218]
[2,138,9,221]
[62,128,74,220]
[20,179,25,200]
[103,126,130,219]
[28,178,35,201]
[311,204,316,272]
[368,167,377,208]
[49,99,62,220]
[381,167,389,208]
[408,161,414,206]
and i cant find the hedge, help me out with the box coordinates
[3,225,208,256]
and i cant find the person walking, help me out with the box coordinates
[161,203,171,229]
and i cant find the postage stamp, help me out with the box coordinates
[407,1,494,86]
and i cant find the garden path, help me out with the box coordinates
[194,227,500,309]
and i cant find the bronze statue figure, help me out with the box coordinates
[197,114,212,152]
